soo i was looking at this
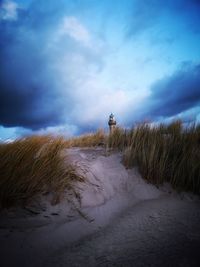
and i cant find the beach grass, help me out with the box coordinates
[0,121,199,208]
[0,135,84,208]
[66,129,106,148]
[108,121,200,194]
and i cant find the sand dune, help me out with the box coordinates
[0,148,200,267]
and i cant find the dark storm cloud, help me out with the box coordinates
[0,0,200,135]
[139,63,200,120]
[0,0,105,129]
[0,1,68,129]
[0,0,103,130]
[0,0,111,134]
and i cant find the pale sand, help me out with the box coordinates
[0,147,200,267]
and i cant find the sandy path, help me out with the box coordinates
[48,198,200,267]
[0,148,200,267]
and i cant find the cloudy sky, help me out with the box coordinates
[0,0,200,140]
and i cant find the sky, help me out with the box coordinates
[0,0,200,140]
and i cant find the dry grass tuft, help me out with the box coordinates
[66,129,106,147]
[1,122,199,207]
[108,121,200,194]
[0,135,84,208]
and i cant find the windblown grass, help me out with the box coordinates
[1,122,199,207]
[0,136,84,208]
[0,130,107,208]
[67,129,106,147]
[108,121,200,194]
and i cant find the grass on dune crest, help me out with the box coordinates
[67,129,106,148]
[0,121,200,208]
[0,135,84,208]
[108,121,200,194]
[0,130,106,208]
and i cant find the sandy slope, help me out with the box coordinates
[0,147,200,267]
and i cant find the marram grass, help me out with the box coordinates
[0,122,199,208]
[0,135,84,208]
[0,130,106,208]
[108,121,200,194]
[67,129,106,147]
